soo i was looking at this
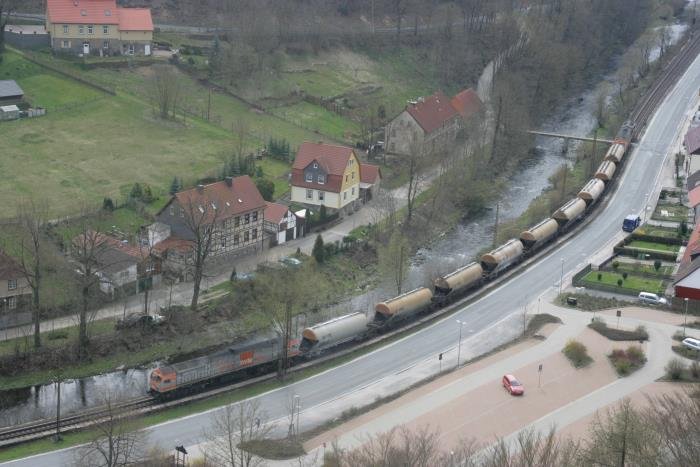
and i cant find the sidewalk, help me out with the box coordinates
[0,167,439,342]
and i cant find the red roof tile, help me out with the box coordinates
[47,0,119,24]
[172,176,266,224]
[291,142,357,193]
[264,203,291,225]
[450,88,482,119]
[0,250,22,281]
[153,237,193,255]
[406,91,460,134]
[360,163,381,184]
[685,125,700,155]
[118,8,154,31]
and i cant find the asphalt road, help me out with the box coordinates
[5,46,700,467]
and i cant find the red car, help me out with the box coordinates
[502,374,524,395]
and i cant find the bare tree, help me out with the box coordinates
[73,393,147,467]
[0,0,20,53]
[377,230,410,295]
[404,134,426,226]
[233,118,250,166]
[177,191,224,310]
[151,64,181,119]
[643,390,700,465]
[16,199,49,349]
[201,400,272,467]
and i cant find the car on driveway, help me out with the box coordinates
[682,337,700,352]
[502,374,524,395]
[116,313,165,330]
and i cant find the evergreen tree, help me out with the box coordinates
[170,177,181,195]
[130,183,143,200]
[312,234,325,263]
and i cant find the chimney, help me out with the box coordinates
[225,176,233,187]
[196,184,204,193]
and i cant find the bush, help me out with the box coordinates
[597,273,602,281]
[563,340,592,368]
[255,178,275,202]
[653,260,662,271]
[625,345,645,365]
[617,278,623,287]
[614,358,632,375]
[102,197,115,211]
[665,358,686,380]
[634,325,649,341]
[622,272,628,280]
[312,234,325,263]
[46,329,69,341]
[612,261,620,270]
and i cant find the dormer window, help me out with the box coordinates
[305,173,312,182]
[313,162,318,169]
[105,9,112,16]
[318,174,325,184]
[80,9,87,16]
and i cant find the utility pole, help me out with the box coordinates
[54,375,62,442]
[207,87,212,121]
[492,203,500,248]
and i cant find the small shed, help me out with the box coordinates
[0,80,24,104]
[359,163,382,203]
[0,105,20,121]
[264,203,297,245]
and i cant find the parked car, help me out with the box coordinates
[638,292,667,305]
[622,214,641,232]
[236,272,256,282]
[502,374,524,395]
[116,313,165,330]
[682,337,700,352]
[279,257,302,268]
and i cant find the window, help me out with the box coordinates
[128,44,135,55]
[8,296,16,310]
[61,40,70,48]
[318,191,324,201]
[63,24,69,34]
[103,25,109,34]
[179,208,184,217]
[345,175,348,182]
[252,211,258,222]
[88,25,94,35]
[351,187,355,196]
[103,41,109,49]
[169,206,174,216]
[221,237,226,248]
[79,25,85,34]
[306,189,313,200]
[352,172,355,180]
[313,162,318,169]
[244,231,250,242]
[105,9,112,16]
[7,279,17,291]
[391,129,396,137]
[234,234,240,245]
[244,213,250,224]
[344,191,347,200]
[318,174,325,184]
[234,216,240,227]
[305,173,312,182]
[252,228,258,239]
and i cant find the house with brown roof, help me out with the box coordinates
[384,91,461,157]
[359,163,382,203]
[264,203,298,245]
[290,142,361,215]
[0,250,31,313]
[46,0,153,56]
[451,88,483,121]
[155,175,266,264]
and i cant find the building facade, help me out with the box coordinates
[264,203,298,245]
[384,91,463,157]
[0,251,31,313]
[291,142,361,215]
[156,176,266,259]
[46,0,153,56]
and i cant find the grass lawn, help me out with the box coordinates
[634,225,684,239]
[270,101,361,141]
[0,50,103,109]
[581,270,665,295]
[625,240,680,253]
[651,203,689,222]
[611,262,674,277]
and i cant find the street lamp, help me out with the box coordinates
[294,395,301,438]
[684,298,689,337]
[456,319,466,367]
[558,258,565,295]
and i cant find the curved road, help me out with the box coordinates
[5,47,700,467]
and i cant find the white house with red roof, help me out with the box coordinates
[46,0,153,56]
[384,91,461,157]
[290,142,362,214]
[264,203,298,245]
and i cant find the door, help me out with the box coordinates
[83,42,90,55]
[144,44,151,56]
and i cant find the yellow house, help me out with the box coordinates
[46,0,153,56]
[291,142,361,215]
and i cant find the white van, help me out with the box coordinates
[638,292,667,305]
[682,337,700,352]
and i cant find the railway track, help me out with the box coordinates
[2,26,700,452]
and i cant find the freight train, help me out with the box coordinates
[149,123,633,397]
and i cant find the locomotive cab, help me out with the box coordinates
[149,367,177,395]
